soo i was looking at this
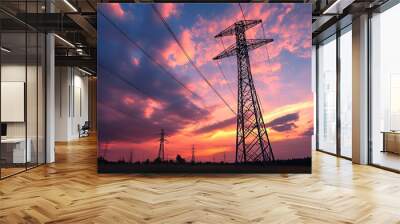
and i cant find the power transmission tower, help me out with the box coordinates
[103,142,109,160]
[191,145,195,163]
[213,20,275,163]
[158,129,166,161]
[129,151,133,163]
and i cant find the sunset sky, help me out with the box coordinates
[98,3,313,162]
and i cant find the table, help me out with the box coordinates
[1,138,31,164]
[382,131,400,154]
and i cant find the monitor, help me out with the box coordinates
[1,123,7,137]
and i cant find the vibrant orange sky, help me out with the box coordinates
[98,3,313,162]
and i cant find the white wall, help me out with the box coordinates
[311,45,316,150]
[72,72,89,138]
[1,65,41,137]
[55,67,70,141]
[55,67,89,141]
[1,63,46,163]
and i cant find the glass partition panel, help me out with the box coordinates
[339,28,352,158]
[0,1,46,179]
[1,30,27,177]
[38,32,45,165]
[317,36,337,154]
[27,30,38,169]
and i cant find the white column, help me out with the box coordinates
[352,14,369,164]
[312,45,317,151]
[55,67,73,141]
[46,1,55,163]
[46,33,55,163]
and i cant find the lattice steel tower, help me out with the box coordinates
[191,144,195,163]
[158,129,165,161]
[213,20,275,163]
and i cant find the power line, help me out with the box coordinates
[99,63,212,136]
[151,4,236,115]
[98,101,133,123]
[218,38,238,84]
[239,3,274,73]
[100,63,213,139]
[257,9,275,116]
[214,11,275,162]
[219,38,233,65]
[214,59,235,103]
[99,64,158,101]
[213,38,236,104]
[261,21,274,73]
[99,63,206,111]
[238,3,246,22]
[98,9,202,102]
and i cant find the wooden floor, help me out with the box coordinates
[1,167,26,178]
[372,150,400,171]
[1,135,400,224]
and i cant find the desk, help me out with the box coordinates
[1,138,31,163]
[382,131,400,154]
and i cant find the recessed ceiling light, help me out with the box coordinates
[63,0,78,12]
[323,0,355,15]
[54,34,75,48]
[78,67,93,76]
[1,47,11,53]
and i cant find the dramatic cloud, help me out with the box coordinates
[109,3,125,18]
[98,52,211,143]
[267,112,299,132]
[194,117,236,135]
[159,3,180,19]
[161,29,196,68]
[131,57,140,66]
[97,3,312,162]
[301,126,314,136]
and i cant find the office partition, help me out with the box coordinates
[0,0,47,179]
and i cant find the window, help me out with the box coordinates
[339,27,352,158]
[370,3,400,171]
[317,36,337,154]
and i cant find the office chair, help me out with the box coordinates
[79,121,90,138]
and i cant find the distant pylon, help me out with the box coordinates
[213,20,275,163]
[191,145,195,163]
[158,129,166,161]
[129,151,133,163]
[224,151,226,163]
[103,142,109,159]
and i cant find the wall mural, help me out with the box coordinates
[98,3,313,173]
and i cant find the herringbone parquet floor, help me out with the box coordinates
[1,135,400,224]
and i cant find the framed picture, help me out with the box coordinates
[98,3,312,173]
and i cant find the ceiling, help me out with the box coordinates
[0,0,98,74]
[0,0,396,74]
[311,0,390,43]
